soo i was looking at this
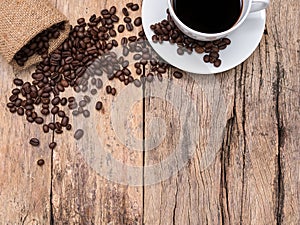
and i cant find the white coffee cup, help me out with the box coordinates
[167,0,269,41]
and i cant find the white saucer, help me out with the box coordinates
[142,0,266,74]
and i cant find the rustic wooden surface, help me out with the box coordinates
[0,0,299,224]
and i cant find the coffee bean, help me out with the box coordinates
[37,159,45,166]
[195,46,205,54]
[214,59,222,67]
[79,100,87,107]
[128,36,137,42]
[35,117,44,124]
[68,97,75,102]
[109,6,116,15]
[74,129,84,140]
[17,107,24,116]
[30,138,40,146]
[123,47,130,56]
[210,52,219,59]
[58,110,65,117]
[51,96,60,105]
[68,102,78,110]
[223,38,231,45]
[134,17,142,27]
[43,124,49,133]
[203,55,210,63]
[124,17,132,23]
[84,95,91,103]
[106,85,112,94]
[134,54,142,60]
[131,4,139,11]
[122,8,129,16]
[83,110,90,118]
[177,48,184,55]
[95,79,103,89]
[126,2,134,8]
[122,60,129,68]
[61,117,69,126]
[173,71,183,79]
[146,73,154,82]
[60,97,67,106]
[66,124,72,130]
[118,24,125,33]
[6,102,14,108]
[109,29,117,37]
[90,88,97,95]
[95,101,103,110]
[134,79,142,87]
[121,37,128,46]
[111,88,117,96]
[111,15,119,23]
[41,108,50,115]
[157,73,163,81]
[49,142,57,149]
[126,23,134,31]
[51,106,59,114]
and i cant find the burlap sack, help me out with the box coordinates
[0,0,70,70]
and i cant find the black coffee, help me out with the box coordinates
[173,0,242,33]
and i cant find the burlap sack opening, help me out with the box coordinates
[0,0,70,71]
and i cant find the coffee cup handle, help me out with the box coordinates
[250,0,270,12]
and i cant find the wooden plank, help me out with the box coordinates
[143,0,300,224]
[50,0,144,223]
[0,66,52,223]
[266,0,300,224]
[143,71,235,224]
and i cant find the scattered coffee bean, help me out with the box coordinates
[173,71,183,79]
[111,88,117,96]
[13,78,24,86]
[91,88,98,95]
[49,142,57,149]
[133,79,142,87]
[37,159,45,166]
[29,138,40,146]
[43,124,50,133]
[131,4,139,11]
[118,24,125,33]
[95,101,103,111]
[83,110,90,118]
[122,8,129,16]
[126,23,134,31]
[124,16,132,23]
[134,17,142,27]
[74,129,84,140]
[106,85,112,94]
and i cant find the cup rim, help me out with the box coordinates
[167,0,252,38]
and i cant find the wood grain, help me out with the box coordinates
[0,0,299,224]
[0,66,53,223]
[50,0,144,224]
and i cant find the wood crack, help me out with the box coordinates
[274,59,285,225]
[172,180,178,225]
[220,114,235,225]
[142,64,146,225]
[50,115,56,225]
[239,63,247,225]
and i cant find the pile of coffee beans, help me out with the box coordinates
[150,9,231,67]
[7,3,185,157]
[13,22,66,66]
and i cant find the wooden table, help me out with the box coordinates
[0,0,299,224]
